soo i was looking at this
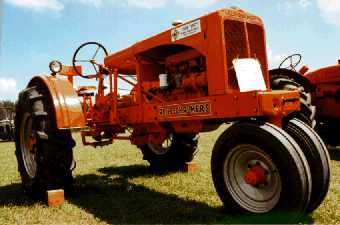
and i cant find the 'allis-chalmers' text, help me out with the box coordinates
[158,101,211,118]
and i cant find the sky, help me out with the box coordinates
[0,0,340,102]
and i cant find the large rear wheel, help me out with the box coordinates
[15,86,76,197]
[270,74,316,128]
[140,133,199,169]
[211,121,311,222]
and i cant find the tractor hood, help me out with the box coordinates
[103,8,265,76]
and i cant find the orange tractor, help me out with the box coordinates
[270,54,340,144]
[15,7,330,219]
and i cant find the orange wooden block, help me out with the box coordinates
[180,162,197,173]
[47,189,64,207]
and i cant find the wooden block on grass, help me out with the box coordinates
[47,189,64,207]
[180,162,197,173]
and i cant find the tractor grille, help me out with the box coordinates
[224,20,269,90]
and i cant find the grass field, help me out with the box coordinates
[1,125,340,224]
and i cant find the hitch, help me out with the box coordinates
[81,130,114,148]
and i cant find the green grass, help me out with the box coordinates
[1,125,340,224]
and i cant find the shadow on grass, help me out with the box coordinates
[67,164,314,224]
[0,183,42,207]
[68,165,224,224]
[327,147,340,161]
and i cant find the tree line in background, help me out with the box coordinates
[0,100,15,110]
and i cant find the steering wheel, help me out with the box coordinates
[72,42,108,79]
[279,54,301,72]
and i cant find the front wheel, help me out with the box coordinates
[282,117,331,213]
[15,86,76,197]
[211,121,311,222]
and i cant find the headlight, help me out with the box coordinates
[49,60,62,73]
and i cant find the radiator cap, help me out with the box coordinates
[231,6,244,12]
[172,20,183,26]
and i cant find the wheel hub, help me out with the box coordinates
[244,166,265,185]
[28,136,36,154]
[224,144,281,213]
[148,133,173,155]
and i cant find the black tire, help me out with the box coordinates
[282,117,331,213]
[140,133,199,169]
[15,86,76,197]
[270,75,316,128]
[211,121,311,222]
[10,127,15,142]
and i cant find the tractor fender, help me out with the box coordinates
[27,75,86,129]
[304,65,340,85]
[269,68,312,92]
